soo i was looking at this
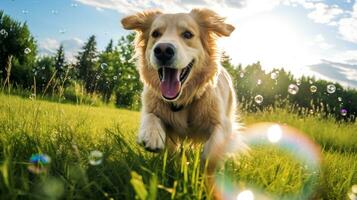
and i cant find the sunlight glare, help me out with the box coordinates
[267,124,282,143]
[236,190,254,200]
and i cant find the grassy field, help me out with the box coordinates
[0,93,356,200]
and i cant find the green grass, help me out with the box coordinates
[0,93,356,199]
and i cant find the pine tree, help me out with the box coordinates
[76,35,98,93]
[54,44,66,81]
[105,39,114,53]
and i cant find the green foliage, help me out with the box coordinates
[76,35,99,93]
[0,10,37,86]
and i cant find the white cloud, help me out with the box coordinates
[307,3,343,24]
[308,34,333,50]
[338,2,357,43]
[39,38,84,63]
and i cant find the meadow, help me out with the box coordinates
[0,93,356,200]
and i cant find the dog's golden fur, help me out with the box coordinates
[121,9,244,165]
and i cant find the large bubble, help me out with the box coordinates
[214,123,322,200]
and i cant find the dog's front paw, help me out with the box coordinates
[137,115,166,153]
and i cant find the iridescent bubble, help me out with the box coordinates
[89,150,103,166]
[239,72,244,78]
[340,108,348,116]
[113,76,117,80]
[24,48,31,54]
[254,95,263,104]
[338,97,342,102]
[237,190,254,200]
[215,123,321,200]
[288,84,299,95]
[28,153,51,174]
[310,85,317,93]
[257,79,262,85]
[271,72,278,80]
[296,79,301,86]
[327,84,336,94]
[100,63,108,69]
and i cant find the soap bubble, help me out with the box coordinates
[51,10,59,15]
[327,84,336,94]
[271,72,278,80]
[310,85,317,93]
[338,97,342,102]
[28,153,51,174]
[24,48,31,54]
[0,29,8,38]
[96,75,100,80]
[113,76,118,80]
[340,108,348,116]
[70,3,78,7]
[100,63,108,69]
[257,79,262,85]
[214,123,321,200]
[22,10,29,14]
[254,95,263,104]
[89,150,103,166]
[288,84,299,95]
[239,72,244,78]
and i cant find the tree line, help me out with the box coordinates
[1,10,356,121]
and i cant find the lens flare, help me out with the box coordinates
[215,122,322,200]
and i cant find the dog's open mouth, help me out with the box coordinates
[158,59,194,100]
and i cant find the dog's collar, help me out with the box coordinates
[169,103,184,112]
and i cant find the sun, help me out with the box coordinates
[218,14,318,75]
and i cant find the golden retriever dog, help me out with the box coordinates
[121,8,244,167]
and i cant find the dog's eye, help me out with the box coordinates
[151,30,161,38]
[182,31,194,39]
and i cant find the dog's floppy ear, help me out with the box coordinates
[121,10,162,32]
[190,8,235,37]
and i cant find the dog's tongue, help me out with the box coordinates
[160,68,181,99]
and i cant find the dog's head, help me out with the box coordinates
[121,9,234,102]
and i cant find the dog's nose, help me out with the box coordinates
[154,43,176,65]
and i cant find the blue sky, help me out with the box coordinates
[1,0,357,88]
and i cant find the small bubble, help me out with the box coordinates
[270,72,278,80]
[0,29,8,37]
[257,79,262,85]
[24,48,31,54]
[41,66,45,70]
[288,84,299,95]
[96,75,100,79]
[59,29,66,34]
[327,84,336,94]
[338,97,342,102]
[310,85,317,93]
[309,109,314,114]
[22,10,29,14]
[100,63,108,69]
[89,150,103,166]
[113,76,118,80]
[28,153,51,174]
[239,72,244,78]
[70,3,78,7]
[51,9,59,14]
[254,95,263,104]
[309,80,313,84]
[296,79,301,86]
[340,108,348,116]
